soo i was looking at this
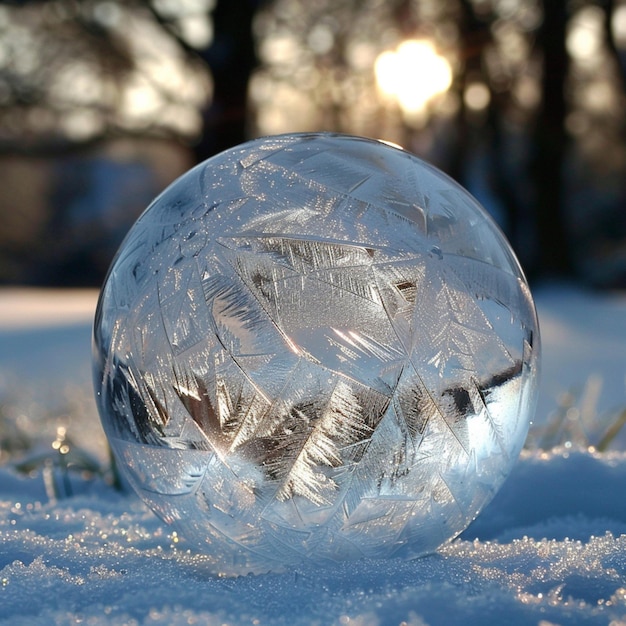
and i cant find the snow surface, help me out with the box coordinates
[0,283,625,625]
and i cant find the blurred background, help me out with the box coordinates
[0,0,625,289]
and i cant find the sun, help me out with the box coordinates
[375,39,453,114]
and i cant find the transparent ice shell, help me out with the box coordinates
[93,133,540,574]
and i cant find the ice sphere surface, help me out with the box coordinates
[93,133,540,574]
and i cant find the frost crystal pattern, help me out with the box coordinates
[93,133,540,573]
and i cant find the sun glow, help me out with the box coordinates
[375,39,453,114]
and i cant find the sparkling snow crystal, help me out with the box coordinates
[92,133,540,574]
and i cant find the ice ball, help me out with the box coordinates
[93,133,539,574]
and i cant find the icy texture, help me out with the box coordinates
[92,133,540,573]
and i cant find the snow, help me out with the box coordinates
[1,283,625,625]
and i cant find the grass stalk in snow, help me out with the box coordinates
[525,374,626,451]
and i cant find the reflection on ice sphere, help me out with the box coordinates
[92,133,540,574]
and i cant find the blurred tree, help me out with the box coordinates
[0,0,213,284]
[0,0,211,152]
[250,0,626,286]
[0,0,625,286]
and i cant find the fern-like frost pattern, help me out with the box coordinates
[93,133,540,574]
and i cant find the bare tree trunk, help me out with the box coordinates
[450,2,527,262]
[603,0,626,94]
[447,0,485,185]
[530,0,572,277]
[194,0,260,161]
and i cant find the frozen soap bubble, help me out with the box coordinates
[93,133,539,574]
